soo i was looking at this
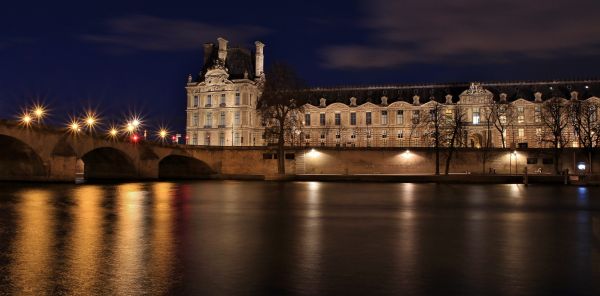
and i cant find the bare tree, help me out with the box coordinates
[258,62,305,175]
[569,99,600,173]
[422,101,444,175]
[541,97,571,174]
[480,105,494,173]
[489,100,516,148]
[443,105,467,175]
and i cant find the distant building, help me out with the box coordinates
[187,37,600,148]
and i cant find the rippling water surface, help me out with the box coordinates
[0,181,599,295]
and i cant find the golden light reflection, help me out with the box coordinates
[148,182,175,294]
[10,189,54,294]
[65,186,103,294]
[292,182,322,294]
[114,183,147,295]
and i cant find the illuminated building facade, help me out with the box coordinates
[187,38,600,148]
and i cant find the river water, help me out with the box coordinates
[0,181,599,295]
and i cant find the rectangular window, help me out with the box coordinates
[517,106,524,123]
[543,158,554,164]
[396,110,404,124]
[192,113,199,126]
[234,111,240,126]
[193,95,199,107]
[351,130,356,139]
[527,158,538,164]
[206,95,212,106]
[534,106,541,123]
[381,110,388,125]
[205,112,212,127]
[234,132,240,146]
[335,130,341,139]
[320,113,326,126]
[398,130,404,138]
[366,112,372,125]
[219,132,225,146]
[500,115,507,125]
[335,113,341,125]
[235,93,241,105]
[191,134,198,145]
[305,133,310,139]
[219,111,225,126]
[472,107,480,125]
[518,128,524,138]
[320,133,325,139]
[536,128,542,137]
[220,94,226,106]
[350,112,356,125]
[382,130,387,138]
[412,110,420,124]
[304,113,311,126]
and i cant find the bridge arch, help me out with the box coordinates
[159,154,214,179]
[81,147,137,180]
[0,134,46,180]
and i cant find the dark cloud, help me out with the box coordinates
[81,15,269,52]
[321,0,600,69]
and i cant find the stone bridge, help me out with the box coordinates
[0,120,227,181]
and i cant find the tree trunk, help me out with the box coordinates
[277,128,285,175]
[445,148,455,175]
[553,147,560,175]
[435,147,440,175]
[589,150,593,174]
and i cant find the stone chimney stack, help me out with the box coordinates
[217,37,228,61]
[255,41,265,78]
[203,43,214,65]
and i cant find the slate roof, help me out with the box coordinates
[298,80,600,106]
[199,44,256,81]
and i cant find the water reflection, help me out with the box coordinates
[0,182,599,295]
[65,186,104,295]
[10,190,54,295]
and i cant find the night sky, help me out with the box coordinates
[2,0,600,132]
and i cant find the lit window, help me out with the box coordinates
[381,110,388,125]
[518,128,524,138]
[472,107,480,125]
[396,110,404,124]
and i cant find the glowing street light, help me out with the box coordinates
[20,113,32,127]
[68,121,81,134]
[158,128,168,142]
[108,127,119,138]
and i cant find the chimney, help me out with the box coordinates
[255,41,265,78]
[217,37,228,61]
[203,43,214,65]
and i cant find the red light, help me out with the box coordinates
[132,134,139,142]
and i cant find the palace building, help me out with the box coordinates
[186,38,600,149]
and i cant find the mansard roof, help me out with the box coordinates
[298,80,600,106]
[199,44,256,81]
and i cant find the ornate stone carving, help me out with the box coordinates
[412,95,420,105]
[445,94,453,104]
[381,96,388,106]
[466,82,486,95]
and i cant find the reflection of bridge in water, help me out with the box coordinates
[0,120,221,181]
